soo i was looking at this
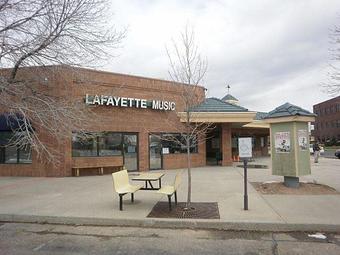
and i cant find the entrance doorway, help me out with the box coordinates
[123,134,138,171]
[149,134,162,170]
[206,125,222,165]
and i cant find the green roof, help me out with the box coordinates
[221,94,238,101]
[255,112,269,120]
[265,103,315,119]
[190,98,248,112]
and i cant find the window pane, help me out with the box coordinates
[162,133,181,154]
[0,131,13,146]
[0,147,4,163]
[189,135,198,153]
[72,133,97,157]
[19,145,32,163]
[5,145,17,163]
[161,133,198,154]
[99,133,122,156]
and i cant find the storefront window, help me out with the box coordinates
[161,133,198,154]
[72,133,98,157]
[0,131,32,164]
[72,132,124,157]
[99,132,122,156]
[19,145,32,163]
[5,145,17,163]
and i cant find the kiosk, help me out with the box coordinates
[264,103,316,188]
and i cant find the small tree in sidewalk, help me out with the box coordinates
[166,25,212,209]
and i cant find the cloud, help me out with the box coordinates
[105,0,340,112]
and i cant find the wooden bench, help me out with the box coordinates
[157,171,182,211]
[72,165,124,177]
[112,169,143,211]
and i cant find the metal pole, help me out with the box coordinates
[244,159,248,210]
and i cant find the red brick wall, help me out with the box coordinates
[312,96,340,142]
[0,66,207,176]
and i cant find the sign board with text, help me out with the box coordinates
[162,147,169,154]
[238,137,252,158]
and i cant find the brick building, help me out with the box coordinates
[312,96,340,143]
[0,66,269,177]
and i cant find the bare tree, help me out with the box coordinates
[166,25,211,209]
[324,22,340,95]
[0,0,125,163]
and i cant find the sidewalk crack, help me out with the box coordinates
[271,233,279,255]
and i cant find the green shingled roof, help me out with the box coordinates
[255,112,269,120]
[264,103,315,119]
[221,94,238,101]
[190,98,248,112]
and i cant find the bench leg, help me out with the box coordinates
[167,195,172,211]
[131,193,134,203]
[119,194,124,211]
[76,168,80,177]
[100,167,104,175]
[174,191,177,205]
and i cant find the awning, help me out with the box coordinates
[0,113,27,131]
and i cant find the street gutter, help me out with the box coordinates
[1,214,340,233]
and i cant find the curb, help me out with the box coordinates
[1,214,340,232]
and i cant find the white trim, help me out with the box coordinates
[177,111,257,123]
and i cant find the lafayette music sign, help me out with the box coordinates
[85,94,176,111]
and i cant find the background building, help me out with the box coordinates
[312,96,340,144]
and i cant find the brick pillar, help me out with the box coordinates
[138,131,149,171]
[221,123,232,166]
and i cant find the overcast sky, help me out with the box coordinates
[103,0,340,112]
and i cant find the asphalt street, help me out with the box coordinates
[1,223,340,255]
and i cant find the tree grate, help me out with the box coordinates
[147,202,220,219]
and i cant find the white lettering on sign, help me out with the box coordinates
[121,97,127,107]
[238,137,252,158]
[141,99,147,109]
[85,94,176,111]
[152,100,176,111]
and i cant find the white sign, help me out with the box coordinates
[238,137,252,158]
[298,129,308,151]
[85,94,176,111]
[275,132,290,153]
[162,147,169,154]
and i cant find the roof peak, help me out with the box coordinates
[265,102,315,119]
[189,97,248,112]
[221,93,238,102]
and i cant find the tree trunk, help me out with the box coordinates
[186,110,191,208]
[186,135,191,208]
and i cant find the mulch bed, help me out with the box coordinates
[252,182,340,195]
[147,202,220,219]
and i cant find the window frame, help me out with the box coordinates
[159,132,199,154]
[72,131,137,158]
[0,131,32,164]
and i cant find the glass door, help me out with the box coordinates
[123,134,138,171]
[149,134,162,170]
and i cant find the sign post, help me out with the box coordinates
[243,159,248,210]
[238,137,252,211]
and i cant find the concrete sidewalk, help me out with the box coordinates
[0,157,340,232]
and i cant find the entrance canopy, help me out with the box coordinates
[177,98,257,124]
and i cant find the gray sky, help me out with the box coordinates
[104,0,340,112]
